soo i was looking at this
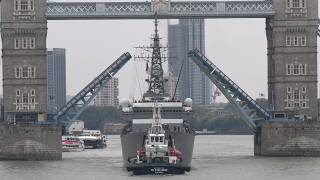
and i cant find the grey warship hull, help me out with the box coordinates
[120,14,195,174]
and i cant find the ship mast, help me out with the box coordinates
[150,104,164,135]
[145,13,166,99]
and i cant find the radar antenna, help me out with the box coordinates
[144,12,166,99]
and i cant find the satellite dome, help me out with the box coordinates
[120,98,130,107]
[184,98,193,107]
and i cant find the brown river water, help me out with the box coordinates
[0,135,319,180]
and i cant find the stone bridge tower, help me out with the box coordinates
[267,0,318,120]
[1,0,47,122]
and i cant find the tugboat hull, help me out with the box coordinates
[129,164,189,175]
[121,131,195,173]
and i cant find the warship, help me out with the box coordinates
[120,15,195,174]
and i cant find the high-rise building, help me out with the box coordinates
[168,19,212,105]
[47,48,66,115]
[94,78,119,107]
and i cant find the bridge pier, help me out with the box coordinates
[0,123,62,160]
[254,121,320,156]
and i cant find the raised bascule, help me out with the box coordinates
[0,0,319,159]
[53,53,131,125]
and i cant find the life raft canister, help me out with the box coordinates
[169,148,182,159]
[138,147,146,157]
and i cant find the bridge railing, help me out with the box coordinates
[46,0,275,19]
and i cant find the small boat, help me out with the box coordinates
[62,136,85,152]
[78,130,107,149]
[128,105,185,175]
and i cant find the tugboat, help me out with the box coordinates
[120,13,195,175]
[128,104,184,175]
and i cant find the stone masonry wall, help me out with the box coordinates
[255,121,320,156]
[0,123,62,160]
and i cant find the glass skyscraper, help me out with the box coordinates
[168,19,212,105]
[47,48,66,114]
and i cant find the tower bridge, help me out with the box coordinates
[46,0,275,19]
[0,0,319,160]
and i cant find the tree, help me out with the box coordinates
[79,106,123,130]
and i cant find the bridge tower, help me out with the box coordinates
[267,0,318,120]
[1,0,48,122]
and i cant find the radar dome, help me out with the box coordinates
[120,98,130,107]
[184,98,193,107]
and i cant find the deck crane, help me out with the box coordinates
[53,52,132,128]
[188,49,271,131]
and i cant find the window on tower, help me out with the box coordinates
[30,66,36,78]
[20,0,28,10]
[287,0,307,9]
[30,89,35,96]
[285,86,308,109]
[14,38,20,49]
[292,0,300,8]
[301,36,306,46]
[14,0,34,11]
[293,36,299,46]
[299,64,306,75]
[14,37,36,49]
[22,38,27,49]
[30,38,35,49]
[293,64,299,75]
[14,66,36,79]
[294,89,299,100]
[287,0,291,8]
[286,64,293,75]
[16,89,20,96]
[301,0,306,8]
[286,36,292,46]
[285,0,307,17]
[286,63,307,76]
[285,35,307,47]
[22,93,28,103]
[15,67,21,78]
[14,89,37,111]
[22,67,28,78]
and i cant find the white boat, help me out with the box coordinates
[78,130,107,149]
[62,136,85,152]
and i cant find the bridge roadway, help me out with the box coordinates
[46,0,275,20]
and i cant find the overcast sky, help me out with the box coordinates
[1,0,320,103]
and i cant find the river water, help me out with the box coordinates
[0,135,319,180]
